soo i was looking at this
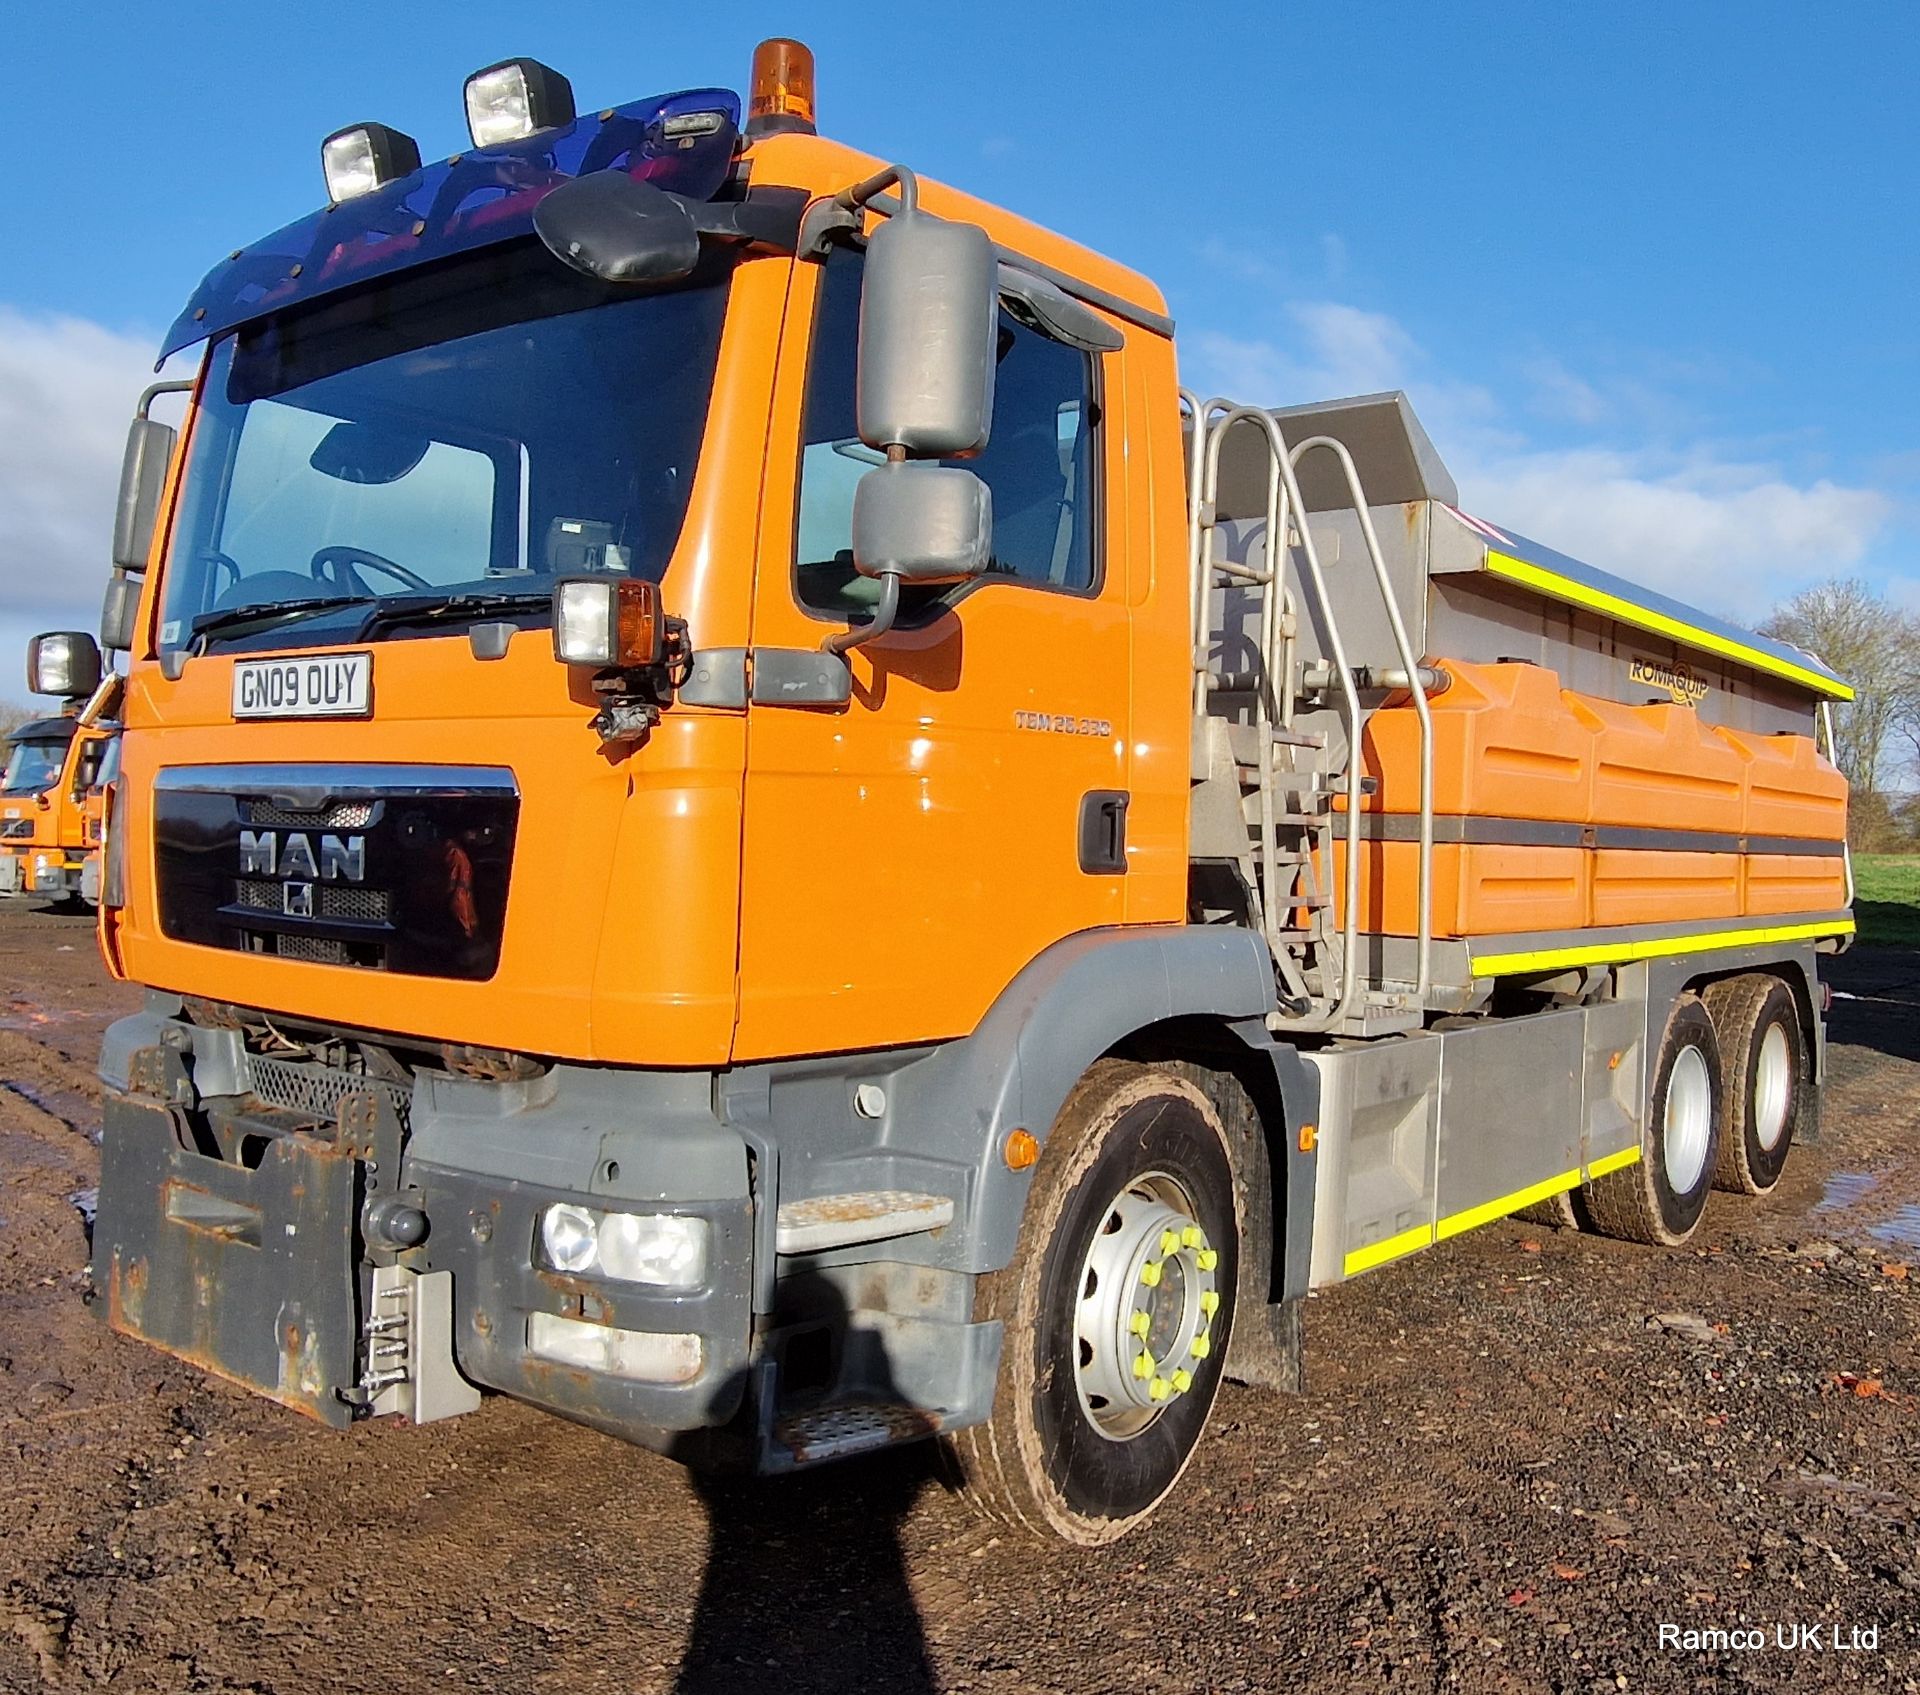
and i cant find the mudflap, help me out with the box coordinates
[94,1093,360,1427]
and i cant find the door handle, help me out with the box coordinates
[1078,791,1129,874]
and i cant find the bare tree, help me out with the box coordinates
[0,702,40,740]
[1761,578,1919,803]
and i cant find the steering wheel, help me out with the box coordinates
[310,544,432,595]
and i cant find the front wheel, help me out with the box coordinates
[951,1060,1240,1545]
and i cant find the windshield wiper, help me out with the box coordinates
[190,594,375,649]
[355,590,554,637]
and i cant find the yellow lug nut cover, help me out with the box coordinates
[1160,1229,1179,1255]
[1133,1351,1153,1379]
[1171,1369,1192,1393]
[1181,1226,1203,1249]
[1190,1334,1211,1360]
[1139,1260,1162,1288]
[1195,1249,1219,1272]
[1148,1377,1171,1402]
[1130,1310,1151,1338]
[1199,1290,1220,1317]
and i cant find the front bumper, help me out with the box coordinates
[92,1022,755,1439]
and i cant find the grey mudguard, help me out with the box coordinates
[887,924,1281,1272]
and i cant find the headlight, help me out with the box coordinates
[539,1203,598,1273]
[552,577,663,668]
[464,58,576,148]
[535,1203,709,1289]
[526,1312,702,1383]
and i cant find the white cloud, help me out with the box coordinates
[1181,298,1898,621]
[0,308,161,631]
[1460,447,1890,613]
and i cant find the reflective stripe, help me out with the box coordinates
[1472,917,1854,978]
[1342,1147,1644,1278]
[1586,1146,1642,1179]
[1342,1223,1432,1278]
[1482,550,1854,701]
[1435,1168,1581,1241]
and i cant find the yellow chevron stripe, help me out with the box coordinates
[1342,1223,1433,1278]
[1483,550,1854,701]
[1435,1168,1582,1241]
[1472,916,1854,978]
[1586,1146,1642,1179]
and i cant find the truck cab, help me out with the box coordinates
[0,708,115,905]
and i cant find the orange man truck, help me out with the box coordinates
[1,678,117,907]
[52,39,1850,1544]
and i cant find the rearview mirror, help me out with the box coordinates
[852,461,992,583]
[857,203,998,459]
[310,420,430,485]
[27,631,103,699]
[533,171,702,285]
[113,416,177,570]
[100,575,141,653]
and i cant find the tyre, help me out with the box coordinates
[1703,975,1805,1196]
[951,1060,1240,1545]
[1584,995,1722,1247]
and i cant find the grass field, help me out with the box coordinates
[1854,853,1920,945]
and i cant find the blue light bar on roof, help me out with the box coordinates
[160,88,742,367]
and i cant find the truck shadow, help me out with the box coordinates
[671,1273,945,1694]
[672,1445,943,1694]
[1825,943,1920,1065]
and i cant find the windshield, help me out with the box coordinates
[159,241,734,652]
[2,740,66,795]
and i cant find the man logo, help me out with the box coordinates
[283,882,315,918]
[239,829,367,883]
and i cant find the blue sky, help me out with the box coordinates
[2,1,1914,695]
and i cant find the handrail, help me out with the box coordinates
[1200,407,1365,1032]
[1288,435,1435,1006]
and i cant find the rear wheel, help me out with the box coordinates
[1703,975,1805,1195]
[951,1060,1239,1545]
[1584,995,1723,1247]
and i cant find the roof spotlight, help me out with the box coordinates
[321,122,422,204]
[463,58,576,148]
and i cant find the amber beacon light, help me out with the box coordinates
[746,37,817,136]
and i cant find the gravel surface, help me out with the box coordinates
[0,902,1914,1692]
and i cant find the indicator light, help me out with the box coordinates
[1003,1128,1039,1170]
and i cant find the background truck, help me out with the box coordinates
[53,38,1851,1545]
[1,663,118,907]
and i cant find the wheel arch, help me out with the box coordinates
[892,925,1313,1276]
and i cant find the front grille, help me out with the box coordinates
[275,934,352,965]
[319,885,389,921]
[1,819,31,840]
[234,879,391,921]
[246,800,376,829]
[244,1051,410,1127]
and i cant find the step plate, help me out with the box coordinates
[774,1190,954,1255]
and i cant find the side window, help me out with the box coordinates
[794,245,1100,618]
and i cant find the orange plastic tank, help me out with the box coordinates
[1357,662,1590,822]
[1332,840,1589,937]
[1574,697,1747,835]
[1715,726,1847,841]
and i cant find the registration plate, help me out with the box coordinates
[232,652,372,720]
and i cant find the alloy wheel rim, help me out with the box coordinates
[1073,1171,1220,1440]
[1664,1046,1713,1193]
[1753,1024,1793,1152]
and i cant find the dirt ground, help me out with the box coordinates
[0,901,1915,1694]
